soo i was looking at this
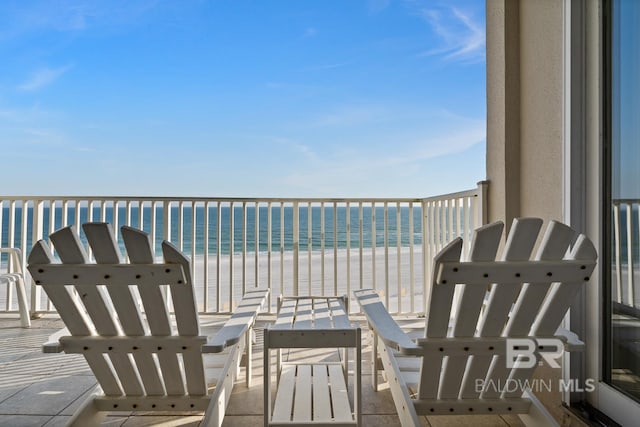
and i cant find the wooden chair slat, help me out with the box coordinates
[50,225,89,264]
[163,241,199,336]
[84,223,145,336]
[419,238,462,400]
[109,353,145,396]
[121,226,172,336]
[478,217,543,336]
[425,238,463,338]
[533,235,598,335]
[157,348,186,396]
[132,353,165,396]
[505,221,575,336]
[460,218,542,399]
[41,283,93,336]
[183,351,207,396]
[85,353,123,396]
[440,222,503,399]
[50,226,120,336]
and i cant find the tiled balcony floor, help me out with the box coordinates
[0,314,535,427]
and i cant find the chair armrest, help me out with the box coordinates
[556,327,585,352]
[353,289,419,354]
[42,327,70,353]
[0,248,23,275]
[203,288,269,353]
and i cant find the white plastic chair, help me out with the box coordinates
[0,247,31,327]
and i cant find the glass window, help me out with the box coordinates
[606,0,640,401]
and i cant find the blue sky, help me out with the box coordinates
[1,0,486,198]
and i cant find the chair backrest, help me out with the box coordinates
[28,222,208,398]
[419,218,597,400]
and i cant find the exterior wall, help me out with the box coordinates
[486,0,564,227]
[486,0,568,423]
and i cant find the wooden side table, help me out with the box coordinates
[264,295,361,426]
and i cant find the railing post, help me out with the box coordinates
[163,200,172,243]
[30,199,44,314]
[476,180,489,226]
[293,202,299,296]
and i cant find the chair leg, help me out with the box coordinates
[68,392,106,427]
[518,390,560,427]
[15,276,31,328]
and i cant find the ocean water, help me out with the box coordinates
[1,205,423,256]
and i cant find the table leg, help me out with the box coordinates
[264,329,271,426]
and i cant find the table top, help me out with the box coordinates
[272,296,352,331]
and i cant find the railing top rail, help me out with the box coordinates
[612,198,640,204]
[0,196,428,204]
[421,187,480,202]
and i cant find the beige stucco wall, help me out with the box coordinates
[486,0,568,423]
[486,0,564,227]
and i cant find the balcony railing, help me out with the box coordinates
[612,199,640,309]
[0,182,487,315]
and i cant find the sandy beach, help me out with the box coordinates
[188,245,427,314]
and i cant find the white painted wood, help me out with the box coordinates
[328,364,353,422]
[293,364,312,422]
[419,238,462,400]
[313,298,332,329]
[121,225,172,336]
[313,364,331,422]
[354,218,597,427]
[460,217,542,399]
[205,288,268,352]
[201,342,241,426]
[50,226,120,337]
[274,298,297,330]
[0,247,30,327]
[67,388,106,427]
[329,297,350,329]
[28,222,267,427]
[440,221,503,399]
[83,223,144,336]
[84,224,166,396]
[162,241,199,336]
[273,365,296,422]
[294,298,313,329]
[265,295,361,425]
[505,221,576,336]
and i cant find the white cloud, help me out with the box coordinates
[420,6,485,64]
[18,65,73,91]
[277,111,485,197]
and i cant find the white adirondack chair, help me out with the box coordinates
[0,247,30,327]
[27,223,269,426]
[354,218,597,427]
